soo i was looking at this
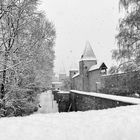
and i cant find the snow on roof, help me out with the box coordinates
[89,64,100,71]
[89,62,107,72]
[52,82,62,85]
[72,72,80,78]
[80,41,96,61]
[69,69,78,72]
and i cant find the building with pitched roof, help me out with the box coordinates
[70,41,107,92]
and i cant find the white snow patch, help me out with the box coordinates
[0,105,140,140]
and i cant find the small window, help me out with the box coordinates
[85,66,87,69]
[101,69,106,74]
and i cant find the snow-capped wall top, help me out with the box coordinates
[71,90,140,104]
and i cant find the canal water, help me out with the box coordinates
[38,90,58,113]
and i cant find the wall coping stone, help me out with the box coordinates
[57,91,70,94]
[70,90,140,105]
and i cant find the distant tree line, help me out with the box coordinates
[0,0,56,117]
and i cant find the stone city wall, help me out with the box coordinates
[52,90,139,112]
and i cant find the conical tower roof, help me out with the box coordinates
[59,61,66,74]
[70,62,78,71]
[80,41,96,61]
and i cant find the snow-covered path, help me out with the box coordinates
[0,105,140,140]
[38,90,58,113]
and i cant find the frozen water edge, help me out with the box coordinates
[0,105,140,140]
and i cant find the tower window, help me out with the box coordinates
[101,69,106,74]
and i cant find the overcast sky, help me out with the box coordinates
[39,0,121,75]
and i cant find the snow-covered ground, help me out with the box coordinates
[0,105,140,140]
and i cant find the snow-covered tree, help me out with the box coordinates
[0,0,56,116]
[110,0,140,72]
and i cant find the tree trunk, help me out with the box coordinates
[1,52,8,99]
